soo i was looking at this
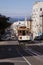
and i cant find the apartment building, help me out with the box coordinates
[32,1,43,39]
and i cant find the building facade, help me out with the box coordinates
[32,1,43,39]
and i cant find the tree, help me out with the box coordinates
[0,14,11,34]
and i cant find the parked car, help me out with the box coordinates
[34,34,43,41]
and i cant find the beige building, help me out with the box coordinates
[32,1,43,39]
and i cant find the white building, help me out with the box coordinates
[32,1,43,39]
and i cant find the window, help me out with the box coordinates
[27,31,28,34]
[22,31,25,35]
[40,8,42,11]
[19,31,21,33]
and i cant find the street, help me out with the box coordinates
[0,41,43,65]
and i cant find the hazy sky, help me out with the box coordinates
[0,0,43,17]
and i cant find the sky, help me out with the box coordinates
[0,0,43,17]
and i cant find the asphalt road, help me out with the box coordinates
[0,41,43,65]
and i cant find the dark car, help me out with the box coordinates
[34,34,43,41]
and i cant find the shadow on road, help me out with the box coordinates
[0,45,43,59]
[0,62,14,65]
[28,45,43,55]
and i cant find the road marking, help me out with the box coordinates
[22,56,31,65]
[25,48,43,63]
[17,50,31,65]
[0,59,26,63]
[28,49,39,55]
[26,43,43,46]
[0,41,19,45]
